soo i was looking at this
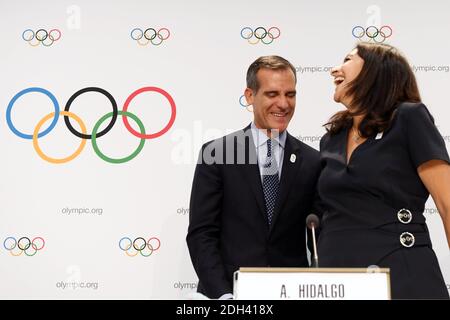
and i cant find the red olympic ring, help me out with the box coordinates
[147,237,161,250]
[122,86,176,139]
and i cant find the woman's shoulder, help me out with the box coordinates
[319,130,330,143]
[396,102,429,118]
[319,130,340,151]
[393,102,435,128]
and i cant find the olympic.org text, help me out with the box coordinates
[296,66,333,74]
[412,65,450,73]
[174,281,197,290]
[177,207,189,215]
[297,135,450,144]
[56,281,99,290]
[61,207,103,216]
[296,135,322,144]
[295,65,450,73]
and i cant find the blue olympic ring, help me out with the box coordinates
[239,95,249,107]
[6,87,60,139]
[239,95,253,112]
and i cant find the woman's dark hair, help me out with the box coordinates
[325,42,421,136]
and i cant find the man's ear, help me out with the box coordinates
[244,87,254,105]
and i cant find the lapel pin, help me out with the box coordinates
[290,154,296,163]
[375,131,384,140]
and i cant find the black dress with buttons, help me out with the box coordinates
[317,103,450,299]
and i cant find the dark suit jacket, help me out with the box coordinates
[186,125,321,298]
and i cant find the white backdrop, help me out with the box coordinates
[0,0,448,299]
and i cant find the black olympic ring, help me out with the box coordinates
[35,29,48,41]
[18,237,32,250]
[64,87,118,139]
[144,28,157,40]
[133,237,147,251]
[254,27,268,39]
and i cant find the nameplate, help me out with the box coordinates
[233,267,391,300]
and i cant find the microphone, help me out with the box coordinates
[306,214,320,268]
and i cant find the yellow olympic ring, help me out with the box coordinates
[137,37,150,46]
[28,37,40,47]
[248,37,260,45]
[10,246,23,256]
[125,246,140,257]
[119,238,140,257]
[33,111,87,164]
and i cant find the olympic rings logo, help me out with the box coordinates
[119,236,161,257]
[130,27,171,46]
[3,236,45,257]
[352,25,393,43]
[6,86,176,164]
[239,95,253,112]
[240,27,281,45]
[22,28,62,47]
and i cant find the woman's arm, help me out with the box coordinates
[418,160,450,248]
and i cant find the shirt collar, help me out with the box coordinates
[250,122,287,149]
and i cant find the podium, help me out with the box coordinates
[233,267,391,300]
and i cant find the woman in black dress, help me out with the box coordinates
[317,42,450,299]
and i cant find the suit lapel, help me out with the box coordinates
[236,125,267,221]
[270,133,303,232]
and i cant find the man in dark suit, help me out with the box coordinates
[186,56,321,299]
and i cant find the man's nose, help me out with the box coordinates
[277,95,291,108]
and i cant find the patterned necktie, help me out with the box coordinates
[262,138,280,225]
